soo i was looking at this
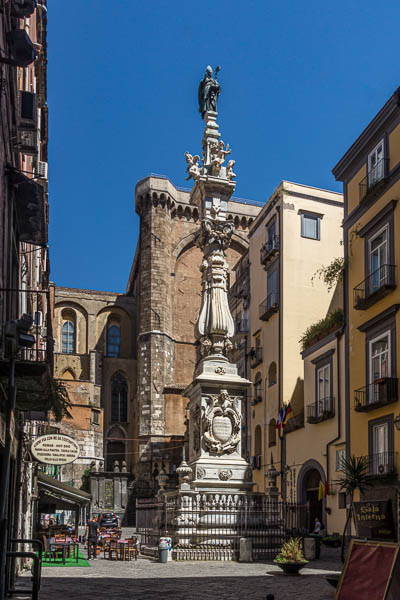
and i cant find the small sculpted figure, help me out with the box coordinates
[198,65,221,118]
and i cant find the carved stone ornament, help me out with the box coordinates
[209,140,231,176]
[197,218,234,252]
[202,389,241,456]
[190,404,201,452]
[185,151,202,181]
[215,366,226,375]
[218,469,232,481]
[197,467,206,479]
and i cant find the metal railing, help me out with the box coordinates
[249,346,263,368]
[354,378,398,411]
[259,292,279,321]
[359,158,389,202]
[306,397,335,424]
[136,494,309,561]
[0,288,52,363]
[359,452,398,477]
[260,236,280,265]
[353,264,396,309]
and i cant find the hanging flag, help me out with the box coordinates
[318,480,324,501]
[282,404,293,425]
[324,481,330,497]
[276,406,285,430]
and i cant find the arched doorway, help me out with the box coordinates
[297,459,325,532]
[304,469,323,526]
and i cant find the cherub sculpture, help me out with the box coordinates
[210,140,231,176]
[185,151,202,181]
[226,159,236,180]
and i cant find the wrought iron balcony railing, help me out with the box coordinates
[306,397,335,424]
[0,288,52,364]
[284,411,304,434]
[353,264,395,310]
[259,292,279,321]
[260,235,280,266]
[354,377,398,412]
[359,158,389,203]
[249,346,263,368]
[358,452,397,477]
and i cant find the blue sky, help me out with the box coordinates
[48,0,400,292]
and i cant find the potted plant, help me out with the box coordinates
[274,537,308,575]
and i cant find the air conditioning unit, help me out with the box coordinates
[37,161,48,180]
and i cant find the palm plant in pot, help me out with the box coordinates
[274,537,308,575]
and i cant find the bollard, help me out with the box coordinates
[303,537,316,561]
[239,538,253,562]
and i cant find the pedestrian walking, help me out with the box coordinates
[85,515,100,560]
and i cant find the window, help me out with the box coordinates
[268,362,277,387]
[268,419,276,447]
[368,139,384,186]
[62,320,75,354]
[267,268,279,309]
[91,409,100,425]
[368,226,388,292]
[106,441,125,472]
[254,425,262,457]
[369,331,390,383]
[338,492,346,509]
[254,372,262,403]
[266,220,276,250]
[111,372,128,422]
[317,363,330,414]
[107,324,121,357]
[301,213,320,240]
[336,449,345,471]
[368,415,394,476]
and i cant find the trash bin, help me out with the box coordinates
[303,537,316,561]
[310,534,322,559]
[158,541,169,563]
[159,537,172,561]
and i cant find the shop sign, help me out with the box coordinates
[31,434,80,465]
[353,500,396,540]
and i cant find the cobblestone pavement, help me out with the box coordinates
[15,534,342,600]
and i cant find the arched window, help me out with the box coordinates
[107,324,120,357]
[106,441,125,472]
[111,372,128,422]
[254,372,262,404]
[62,320,75,354]
[268,362,277,387]
[269,419,277,447]
[254,425,262,456]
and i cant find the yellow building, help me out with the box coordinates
[247,181,343,496]
[333,88,400,534]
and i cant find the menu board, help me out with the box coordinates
[336,540,399,600]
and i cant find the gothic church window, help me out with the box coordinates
[62,320,75,354]
[111,372,128,422]
[107,324,121,357]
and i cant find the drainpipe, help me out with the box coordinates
[326,327,344,487]
[276,203,285,500]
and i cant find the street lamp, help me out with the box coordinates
[394,414,400,431]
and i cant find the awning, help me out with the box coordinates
[37,472,91,507]
[7,167,47,246]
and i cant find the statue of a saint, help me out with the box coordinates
[198,65,221,119]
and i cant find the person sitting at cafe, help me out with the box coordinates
[85,516,100,560]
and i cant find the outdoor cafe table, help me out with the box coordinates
[48,537,79,564]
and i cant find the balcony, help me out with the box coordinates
[260,236,280,266]
[249,347,263,369]
[284,411,304,433]
[259,292,279,321]
[0,288,52,370]
[359,158,389,203]
[306,397,335,424]
[359,452,397,477]
[353,264,396,310]
[354,378,398,412]
[235,319,249,334]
